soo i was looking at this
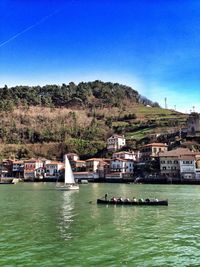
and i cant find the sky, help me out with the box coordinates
[0,0,200,113]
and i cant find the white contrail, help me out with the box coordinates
[0,9,60,48]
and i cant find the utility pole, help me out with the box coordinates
[164,97,167,109]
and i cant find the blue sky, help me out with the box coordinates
[0,0,200,113]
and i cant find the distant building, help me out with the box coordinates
[107,134,126,151]
[24,159,43,180]
[159,148,191,177]
[12,160,24,178]
[45,161,64,180]
[70,160,86,172]
[110,158,134,173]
[140,143,168,162]
[187,112,200,134]
[85,158,104,172]
[112,151,137,161]
[66,153,79,162]
[179,155,196,179]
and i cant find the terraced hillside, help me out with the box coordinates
[0,81,188,159]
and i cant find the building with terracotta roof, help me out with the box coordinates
[85,158,104,172]
[24,158,44,180]
[159,148,200,178]
[140,143,168,162]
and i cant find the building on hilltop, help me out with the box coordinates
[107,134,126,151]
[187,112,200,134]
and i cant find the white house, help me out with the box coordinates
[110,158,134,173]
[45,161,64,179]
[85,158,103,172]
[107,134,126,151]
[179,155,196,179]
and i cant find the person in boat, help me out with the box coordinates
[133,197,137,202]
[111,196,117,202]
[145,198,150,202]
[105,193,108,200]
[139,198,144,202]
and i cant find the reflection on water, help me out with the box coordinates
[2,183,200,266]
[57,191,77,241]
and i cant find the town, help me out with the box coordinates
[1,112,200,184]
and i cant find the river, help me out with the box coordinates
[0,183,200,267]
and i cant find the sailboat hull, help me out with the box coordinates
[56,184,79,191]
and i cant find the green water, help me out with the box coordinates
[0,183,200,267]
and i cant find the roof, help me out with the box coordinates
[85,158,104,162]
[143,143,168,147]
[111,158,134,162]
[24,158,42,163]
[179,155,195,161]
[46,161,63,165]
[159,148,192,157]
[108,134,125,139]
[113,151,134,155]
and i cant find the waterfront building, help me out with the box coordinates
[159,148,191,177]
[110,158,134,173]
[179,155,196,179]
[24,158,43,180]
[85,158,104,172]
[107,134,126,151]
[70,160,86,172]
[140,143,168,162]
[12,160,24,178]
[45,161,64,180]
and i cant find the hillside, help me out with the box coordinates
[0,81,188,159]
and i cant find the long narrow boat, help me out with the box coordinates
[97,199,168,206]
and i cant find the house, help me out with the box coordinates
[112,151,137,161]
[110,158,134,173]
[179,155,196,179]
[140,143,168,162]
[12,160,24,178]
[159,148,191,177]
[24,158,44,180]
[107,134,126,151]
[1,159,14,177]
[70,160,86,172]
[45,161,64,180]
[85,158,104,172]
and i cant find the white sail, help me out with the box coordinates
[64,155,75,184]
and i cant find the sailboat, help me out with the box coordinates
[56,155,79,191]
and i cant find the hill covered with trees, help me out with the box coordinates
[0,81,187,159]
